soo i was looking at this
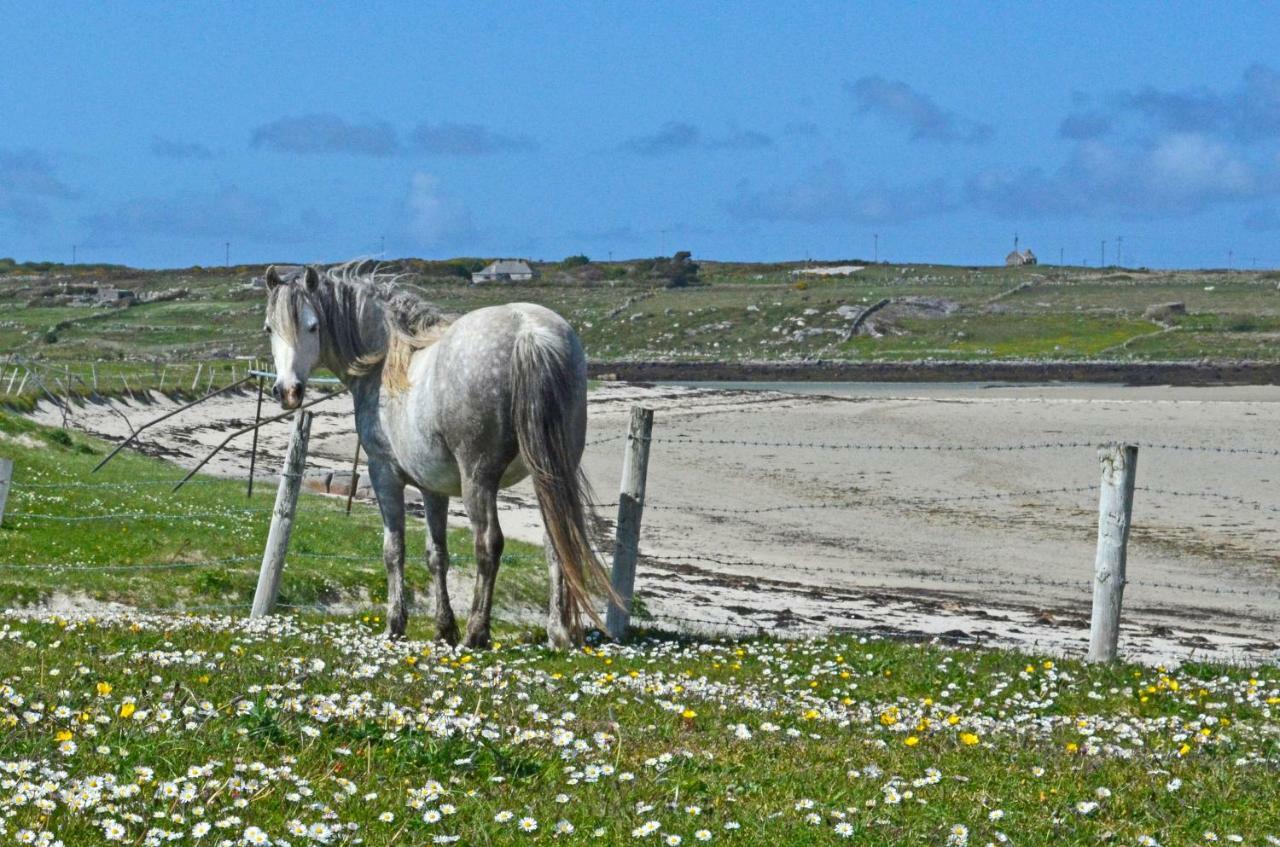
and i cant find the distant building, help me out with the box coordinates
[94,285,136,305]
[472,260,537,284]
[1005,249,1037,266]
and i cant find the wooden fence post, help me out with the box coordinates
[606,406,654,641]
[251,411,312,618]
[1088,443,1138,662]
[0,457,12,528]
[345,435,362,515]
[246,376,264,498]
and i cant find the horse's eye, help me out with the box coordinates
[307,324,318,334]
[264,326,272,335]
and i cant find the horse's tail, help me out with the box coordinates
[510,319,613,640]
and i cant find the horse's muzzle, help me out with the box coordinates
[273,382,304,410]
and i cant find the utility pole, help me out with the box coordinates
[225,242,231,267]
[380,235,385,257]
[1059,247,1064,266]
[873,233,879,263]
[1228,249,1234,271]
[1116,235,1123,266]
[1014,232,1019,253]
[71,245,76,265]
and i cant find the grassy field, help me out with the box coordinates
[0,409,547,615]
[1,412,1279,845]
[4,259,1280,407]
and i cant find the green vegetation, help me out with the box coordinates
[5,259,1280,408]
[0,597,1276,844]
[0,405,1278,845]
[0,409,547,615]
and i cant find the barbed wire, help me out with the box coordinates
[0,556,258,572]
[649,436,1280,457]
[13,478,227,489]
[0,550,553,573]
[1133,442,1280,457]
[654,436,1096,452]
[633,485,1099,517]
[649,551,1280,602]
[1137,487,1280,515]
[289,551,546,565]
[7,507,274,522]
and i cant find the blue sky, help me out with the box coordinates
[2,1,1280,269]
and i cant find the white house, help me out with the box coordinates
[472,260,537,284]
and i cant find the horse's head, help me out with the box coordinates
[263,265,323,410]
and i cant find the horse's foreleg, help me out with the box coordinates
[423,491,458,645]
[371,467,408,638]
[462,480,503,649]
[544,530,573,650]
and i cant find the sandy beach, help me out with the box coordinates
[32,380,1280,665]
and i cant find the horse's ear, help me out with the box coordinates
[304,265,321,292]
[265,266,283,290]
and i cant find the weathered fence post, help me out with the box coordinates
[246,376,264,498]
[606,406,654,640]
[1088,443,1138,662]
[345,435,362,515]
[0,457,12,528]
[251,411,313,618]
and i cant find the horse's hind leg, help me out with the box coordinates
[462,477,503,649]
[423,491,458,645]
[544,530,573,650]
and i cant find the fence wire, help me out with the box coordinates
[633,485,1099,517]
[648,551,1280,603]
[650,435,1280,457]
[7,413,1280,639]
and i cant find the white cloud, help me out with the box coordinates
[405,173,475,249]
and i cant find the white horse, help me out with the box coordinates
[263,262,608,648]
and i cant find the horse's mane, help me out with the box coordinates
[274,260,451,391]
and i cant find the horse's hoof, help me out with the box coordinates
[463,630,491,650]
